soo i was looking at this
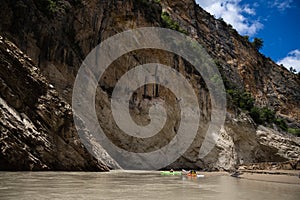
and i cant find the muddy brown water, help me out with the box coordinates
[0,171,299,200]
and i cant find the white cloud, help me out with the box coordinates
[243,5,256,15]
[270,0,293,11]
[277,50,300,72]
[196,0,263,36]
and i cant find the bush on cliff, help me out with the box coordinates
[161,12,188,34]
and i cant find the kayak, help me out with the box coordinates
[187,173,197,177]
[182,170,204,178]
[160,171,205,178]
[160,171,182,175]
[186,174,205,178]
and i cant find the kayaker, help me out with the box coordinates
[186,170,196,176]
[170,169,174,173]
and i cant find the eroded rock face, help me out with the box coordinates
[0,0,299,170]
[166,113,300,171]
[0,36,118,171]
[238,160,300,171]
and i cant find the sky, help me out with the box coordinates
[195,0,300,72]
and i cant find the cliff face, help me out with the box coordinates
[160,0,300,120]
[0,36,119,170]
[0,0,299,170]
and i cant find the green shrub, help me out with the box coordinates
[249,107,290,132]
[48,0,57,13]
[249,106,275,125]
[37,0,58,16]
[260,107,275,123]
[225,89,276,125]
[239,92,255,111]
[275,118,288,131]
[249,107,262,124]
[225,88,294,133]
[227,89,254,111]
[226,89,280,126]
[243,35,249,41]
[252,37,263,51]
[161,12,188,34]
[288,128,300,137]
[289,67,297,74]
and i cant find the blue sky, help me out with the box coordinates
[196,0,300,72]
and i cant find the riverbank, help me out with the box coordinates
[234,170,300,185]
[157,169,299,184]
[173,169,300,184]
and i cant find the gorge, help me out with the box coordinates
[0,0,299,171]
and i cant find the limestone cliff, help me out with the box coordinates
[0,36,117,170]
[0,0,299,170]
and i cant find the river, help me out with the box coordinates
[0,171,299,200]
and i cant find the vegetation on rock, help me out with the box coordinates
[0,0,299,171]
[252,37,264,51]
[288,128,300,137]
[161,12,188,34]
[37,0,58,15]
[226,89,293,133]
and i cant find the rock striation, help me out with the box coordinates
[0,36,117,171]
[0,0,299,170]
